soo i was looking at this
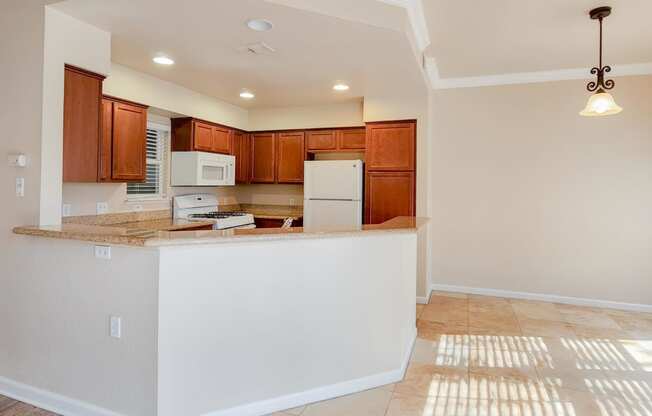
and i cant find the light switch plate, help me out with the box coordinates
[62,204,72,217]
[96,202,109,215]
[15,177,25,197]
[110,316,122,338]
[94,245,111,260]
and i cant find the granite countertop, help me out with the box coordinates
[222,204,303,220]
[13,217,428,247]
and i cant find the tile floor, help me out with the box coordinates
[2,291,651,416]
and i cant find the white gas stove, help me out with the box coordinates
[173,194,255,230]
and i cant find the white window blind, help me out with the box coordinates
[127,125,169,199]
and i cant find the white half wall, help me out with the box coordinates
[40,6,111,225]
[157,233,417,416]
[0,237,159,416]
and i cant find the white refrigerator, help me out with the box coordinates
[303,160,363,230]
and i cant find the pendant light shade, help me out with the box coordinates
[580,89,623,117]
[580,7,623,117]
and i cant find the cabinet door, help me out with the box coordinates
[366,122,415,171]
[111,102,147,181]
[276,131,305,183]
[251,133,276,183]
[63,66,104,182]
[306,130,337,151]
[365,171,415,224]
[193,121,214,152]
[213,125,232,154]
[338,128,366,150]
[232,131,251,184]
[99,99,113,181]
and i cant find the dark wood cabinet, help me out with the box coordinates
[251,132,276,183]
[232,131,251,184]
[276,131,305,183]
[171,118,233,155]
[99,96,148,182]
[63,65,105,182]
[366,121,415,171]
[338,128,366,150]
[193,121,214,152]
[110,100,148,181]
[254,217,303,228]
[306,130,337,151]
[213,125,232,154]
[365,171,415,224]
[364,120,416,224]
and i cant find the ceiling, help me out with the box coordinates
[422,0,652,78]
[52,0,424,109]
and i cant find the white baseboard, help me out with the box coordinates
[205,327,417,416]
[0,376,122,416]
[416,296,429,304]
[431,283,652,313]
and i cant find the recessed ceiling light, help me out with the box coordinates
[247,19,273,32]
[333,83,350,92]
[153,56,174,65]
[240,90,255,99]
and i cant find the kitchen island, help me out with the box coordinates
[7,217,427,416]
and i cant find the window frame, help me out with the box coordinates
[125,121,170,202]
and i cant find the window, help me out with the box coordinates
[127,123,169,200]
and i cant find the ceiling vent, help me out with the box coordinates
[239,42,276,55]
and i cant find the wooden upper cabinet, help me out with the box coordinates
[232,131,251,184]
[100,96,148,182]
[63,65,105,182]
[193,121,214,152]
[251,132,276,183]
[365,171,415,224]
[212,125,232,154]
[338,128,366,150]
[306,130,337,151]
[365,121,416,171]
[99,98,113,181]
[111,101,147,181]
[276,131,305,184]
[171,118,233,154]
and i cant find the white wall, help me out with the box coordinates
[157,233,416,416]
[1,238,159,416]
[431,75,652,306]
[248,100,364,131]
[40,6,111,225]
[104,64,248,130]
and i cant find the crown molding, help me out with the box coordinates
[377,0,430,51]
[426,58,652,90]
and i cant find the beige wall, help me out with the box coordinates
[431,75,652,305]
[104,63,249,130]
[40,6,111,225]
[248,100,364,131]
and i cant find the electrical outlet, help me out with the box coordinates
[132,204,143,212]
[15,177,25,197]
[62,204,72,217]
[96,202,109,214]
[94,245,111,260]
[289,198,296,206]
[110,316,122,338]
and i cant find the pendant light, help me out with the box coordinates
[580,7,623,117]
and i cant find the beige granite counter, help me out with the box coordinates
[13,217,428,247]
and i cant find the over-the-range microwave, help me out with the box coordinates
[171,151,235,186]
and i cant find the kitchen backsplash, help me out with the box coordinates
[62,183,302,217]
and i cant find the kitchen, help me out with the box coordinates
[59,62,417,233]
[3,1,429,416]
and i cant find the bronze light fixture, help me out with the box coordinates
[580,6,623,117]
